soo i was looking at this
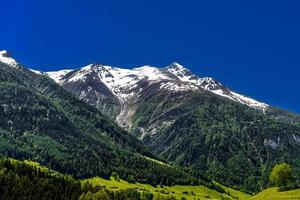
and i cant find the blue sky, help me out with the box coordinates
[1,0,300,113]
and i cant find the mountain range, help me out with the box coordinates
[0,50,200,187]
[1,50,300,193]
[44,62,269,127]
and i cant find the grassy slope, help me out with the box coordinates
[144,156,170,166]
[82,177,250,200]
[214,182,251,200]
[23,160,62,177]
[13,158,251,199]
[21,158,300,200]
[140,89,300,193]
[249,188,300,200]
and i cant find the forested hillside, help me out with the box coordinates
[0,62,197,186]
[0,158,161,200]
[1,58,300,194]
[0,158,249,200]
[0,158,81,200]
[35,60,300,193]
[144,92,300,192]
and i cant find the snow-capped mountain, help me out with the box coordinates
[38,61,269,137]
[0,51,267,112]
[45,62,268,111]
[0,49,269,138]
[1,50,300,193]
[166,63,269,110]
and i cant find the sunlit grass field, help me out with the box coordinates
[11,158,251,200]
[82,176,251,200]
[20,158,300,200]
[249,187,300,200]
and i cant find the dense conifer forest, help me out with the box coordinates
[0,62,198,186]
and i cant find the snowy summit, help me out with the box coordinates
[43,62,269,111]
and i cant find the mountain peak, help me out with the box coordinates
[81,63,104,70]
[166,62,187,70]
[0,50,17,66]
[0,50,9,56]
[165,62,200,82]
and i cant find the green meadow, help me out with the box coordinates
[14,158,300,200]
[82,176,251,200]
[249,187,300,200]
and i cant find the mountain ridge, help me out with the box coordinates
[14,60,267,111]
[0,59,200,186]
[46,63,268,111]
[0,50,269,113]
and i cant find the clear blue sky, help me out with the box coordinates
[1,0,300,113]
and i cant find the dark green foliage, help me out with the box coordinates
[142,192,154,200]
[138,90,300,193]
[0,158,159,200]
[112,172,120,182]
[0,63,197,186]
[270,163,294,188]
[266,107,300,126]
[0,158,82,200]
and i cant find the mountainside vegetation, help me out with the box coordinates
[0,158,162,200]
[249,187,300,200]
[1,59,300,196]
[269,163,294,188]
[0,62,198,186]
[1,148,299,199]
[0,158,82,200]
[82,176,251,200]
[39,60,300,193]
[138,91,300,193]
[0,157,250,200]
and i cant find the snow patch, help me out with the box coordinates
[0,50,17,66]
[29,69,44,75]
[46,69,73,83]
[229,91,269,111]
[166,63,268,111]
[159,81,198,92]
[64,64,173,101]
